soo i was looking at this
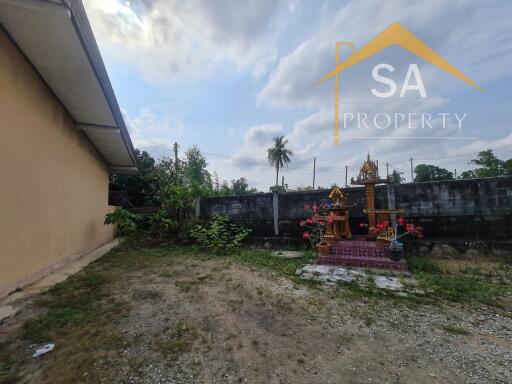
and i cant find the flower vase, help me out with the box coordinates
[317,243,330,256]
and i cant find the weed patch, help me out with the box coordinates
[0,342,19,384]
[156,321,197,359]
[232,249,313,277]
[441,324,470,335]
[408,257,442,274]
[416,272,508,305]
[132,288,163,301]
[20,271,111,342]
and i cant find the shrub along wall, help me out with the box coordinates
[198,177,512,240]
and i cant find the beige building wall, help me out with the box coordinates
[0,29,117,298]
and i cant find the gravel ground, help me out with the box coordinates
[1,249,511,383]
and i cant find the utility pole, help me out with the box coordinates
[386,162,389,178]
[281,175,285,190]
[312,157,316,190]
[454,169,457,179]
[173,142,180,183]
[173,142,179,168]
[345,165,348,187]
[410,157,414,183]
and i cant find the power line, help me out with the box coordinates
[181,144,347,171]
[388,143,512,166]
[177,142,512,182]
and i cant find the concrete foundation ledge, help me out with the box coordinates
[0,238,120,302]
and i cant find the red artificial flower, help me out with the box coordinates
[398,217,405,224]
[375,221,389,232]
[302,231,310,239]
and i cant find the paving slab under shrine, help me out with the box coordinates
[295,264,417,292]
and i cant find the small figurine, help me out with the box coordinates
[328,186,346,208]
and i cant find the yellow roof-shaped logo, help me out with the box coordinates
[316,22,482,92]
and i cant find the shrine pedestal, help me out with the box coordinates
[318,237,407,271]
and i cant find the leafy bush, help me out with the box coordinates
[408,257,442,274]
[149,208,178,238]
[104,208,141,236]
[190,214,251,253]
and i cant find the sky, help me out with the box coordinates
[83,0,512,191]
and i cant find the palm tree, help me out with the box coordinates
[267,136,293,189]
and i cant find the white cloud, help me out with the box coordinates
[447,133,512,157]
[231,123,284,168]
[258,0,512,110]
[122,107,183,158]
[83,0,285,83]
[82,0,512,190]
[208,122,317,189]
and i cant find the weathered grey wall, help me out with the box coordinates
[199,177,512,240]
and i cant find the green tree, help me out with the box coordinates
[503,159,512,176]
[228,177,258,195]
[390,169,405,184]
[414,164,454,182]
[213,172,221,193]
[219,181,231,196]
[461,150,505,179]
[294,185,314,192]
[109,149,159,207]
[267,136,293,189]
[230,177,249,195]
[152,156,177,201]
[183,146,212,192]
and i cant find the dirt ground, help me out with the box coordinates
[1,246,511,384]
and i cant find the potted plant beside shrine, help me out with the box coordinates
[389,217,423,261]
[316,240,330,256]
[300,216,332,255]
[359,217,423,261]
[389,239,404,261]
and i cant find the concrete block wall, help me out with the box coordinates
[198,177,512,240]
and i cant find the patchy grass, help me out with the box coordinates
[156,321,197,359]
[335,277,418,303]
[1,243,511,383]
[132,288,163,301]
[408,257,443,274]
[416,272,509,306]
[0,341,20,384]
[404,256,511,307]
[20,271,111,342]
[231,248,313,278]
[230,248,510,307]
[441,324,470,335]
[1,253,133,383]
[174,279,201,292]
[460,265,483,276]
